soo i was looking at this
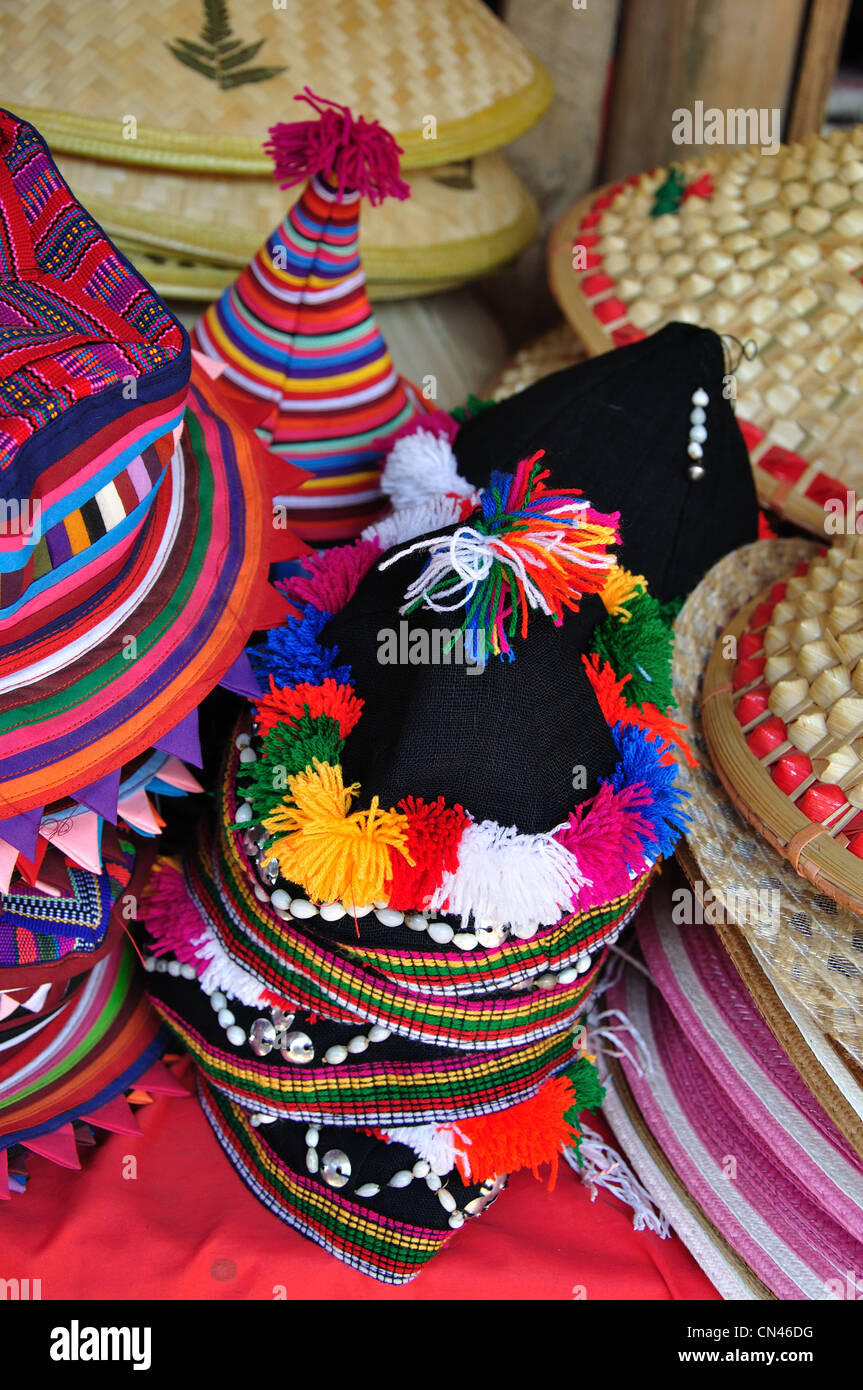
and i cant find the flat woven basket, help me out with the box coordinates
[548,128,863,537]
[6,0,552,171]
[484,322,586,398]
[56,151,540,287]
[674,539,863,1067]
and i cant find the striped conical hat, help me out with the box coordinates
[193,92,425,545]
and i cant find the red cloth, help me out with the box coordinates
[1,1059,719,1300]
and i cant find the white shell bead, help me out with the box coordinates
[405,913,428,932]
[689,423,708,443]
[453,932,478,951]
[558,967,579,984]
[235,733,251,749]
[692,387,709,406]
[438,1188,457,1212]
[388,1170,413,1188]
[426,1174,442,1191]
[347,1035,369,1054]
[374,907,404,927]
[367,1025,391,1043]
[345,903,372,918]
[235,803,252,823]
[306,1150,319,1174]
[180,963,196,980]
[253,885,269,903]
[412,1160,431,1178]
[356,1183,380,1198]
[428,922,454,944]
[167,960,181,977]
[324,1044,348,1065]
[211,991,227,1011]
[305,1127,319,1147]
[448,1212,465,1229]
[217,1008,235,1028]
[319,901,346,922]
[576,953,592,974]
[535,972,558,990]
[687,441,704,459]
[270,889,291,912]
[226,1025,246,1046]
[290,899,317,919]
[239,747,257,764]
[689,406,706,425]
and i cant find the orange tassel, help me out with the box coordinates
[583,654,697,768]
[454,1075,579,1190]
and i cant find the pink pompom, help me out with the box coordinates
[278,538,381,615]
[555,781,653,910]
[265,88,410,206]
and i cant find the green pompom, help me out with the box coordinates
[562,1053,606,1167]
[592,589,676,710]
[451,393,497,426]
[237,713,344,822]
[650,167,686,216]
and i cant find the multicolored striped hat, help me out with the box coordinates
[0,109,309,878]
[0,842,189,1196]
[193,90,426,547]
[141,404,694,1280]
[602,867,863,1300]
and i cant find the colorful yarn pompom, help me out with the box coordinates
[249,607,350,689]
[609,725,691,858]
[555,780,654,908]
[591,589,675,710]
[599,564,647,621]
[382,452,619,663]
[385,796,470,910]
[454,1074,579,1188]
[140,859,206,963]
[450,394,497,426]
[582,654,696,768]
[254,676,364,742]
[262,761,412,905]
[265,88,410,206]
[280,539,380,615]
[240,714,345,823]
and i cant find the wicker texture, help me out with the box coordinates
[55,151,539,284]
[674,540,863,1066]
[6,0,551,171]
[485,322,585,399]
[549,128,863,536]
[703,537,863,915]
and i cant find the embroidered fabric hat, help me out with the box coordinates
[0,108,308,879]
[601,867,863,1301]
[0,842,189,1197]
[673,538,863,1067]
[192,91,426,546]
[141,414,693,1280]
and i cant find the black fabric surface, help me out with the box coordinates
[453,323,759,602]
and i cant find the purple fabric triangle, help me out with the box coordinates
[219,650,262,699]
[153,708,202,767]
[0,809,42,860]
[72,768,121,824]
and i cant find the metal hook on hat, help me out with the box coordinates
[721,333,758,374]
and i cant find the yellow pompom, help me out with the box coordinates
[262,760,412,905]
[599,564,647,622]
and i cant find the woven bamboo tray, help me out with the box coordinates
[58,151,540,287]
[6,0,552,172]
[674,539,863,1066]
[485,322,586,399]
[702,538,863,916]
[548,128,863,537]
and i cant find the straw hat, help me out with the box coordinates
[5,0,551,172]
[55,151,540,295]
[673,538,863,1066]
[601,868,863,1300]
[549,127,863,537]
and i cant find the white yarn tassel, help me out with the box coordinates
[380,428,475,509]
[194,928,270,1008]
[380,1122,471,1176]
[362,492,477,552]
[587,1005,654,1077]
[429,818,590,934]
[565,1121,670,1237]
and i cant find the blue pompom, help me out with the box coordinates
[247,606,351,688]
[607,723,690,858]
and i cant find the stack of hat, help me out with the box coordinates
[598,536,863,1298]
[548,126,863,537]
[0,107,306,1191]
[138,322,763,1283]
[4,0,548,302]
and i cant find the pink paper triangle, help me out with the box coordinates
[134,1061,192,1098]
[0,838,18,895]
[21,982,51,1013]
[118,788,164,835]
[191,347,226,380]
[0,1148,9,1199]
[41,810,102,874]
[0,993,20,1021]
[156,756,204,794]
[21,1124,81,1169]
[79,1094,142,1137]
